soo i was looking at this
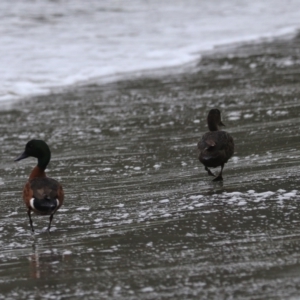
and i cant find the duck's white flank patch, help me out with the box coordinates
[29,198,59,210]
[29,198,36,210]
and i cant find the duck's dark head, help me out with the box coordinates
[207,109,225,131]
[15,139,51,170]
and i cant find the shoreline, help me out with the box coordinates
[67,29,300,91]
[2,29,299,110]
[34,29,300,91]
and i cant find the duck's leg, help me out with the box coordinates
[47,214,54,232]
[205,166,215,177]
[213,164,224,181]
[27,209,34,232]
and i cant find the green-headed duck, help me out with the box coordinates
[15,140,64,232]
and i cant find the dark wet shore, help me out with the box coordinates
[1,34,300,299]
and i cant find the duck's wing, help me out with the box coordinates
[198,132,217,151]
[198,131,234,152]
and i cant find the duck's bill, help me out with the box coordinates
[219,121,225,126]
[14,151,29,161]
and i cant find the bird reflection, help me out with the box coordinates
[29,244,71,279]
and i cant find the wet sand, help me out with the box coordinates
[1,34,300,299]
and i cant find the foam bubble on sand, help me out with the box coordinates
[283,190,297,197]
[231,156,239,163]
[275,110,288,116]
[189,195,204,200]
[267,110,288,117]
[237,200,247,206]
[141,287,154,293]
[162,213,172,217]
[255,191,275,198]
[277,190,298,200]
[244,113,254,119]
[76,206,90,211]
[159,199,169,203]
[227,111,241,121]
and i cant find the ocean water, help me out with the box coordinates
[1,0,300,103]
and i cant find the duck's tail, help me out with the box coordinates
[30,197,59,214]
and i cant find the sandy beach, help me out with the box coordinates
[1,34,300,299]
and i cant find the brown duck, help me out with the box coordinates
[198,109,234,181]
[15,140,64,232]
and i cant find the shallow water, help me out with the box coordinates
[1,0,300,102]
[1,36,300,299]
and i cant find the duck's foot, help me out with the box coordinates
[205,166,215,177]
[212,175,223,181]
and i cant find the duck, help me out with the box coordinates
[15,140,64,232]
[197,109,234,181]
